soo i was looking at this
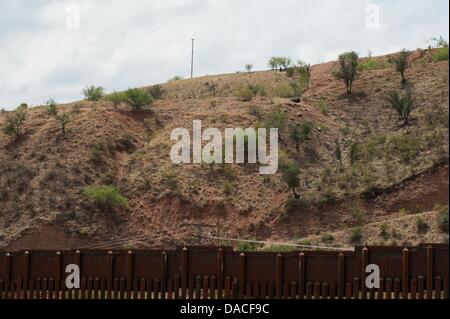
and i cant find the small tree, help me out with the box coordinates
[390,50,411,84]
[297,61,312,90]
[349,142,360,166]
[385,90,415,125]
[2,108,26,140]
[245,64,253,73]
[335,139,343,165]
[83,185,128,212]
[124,88,153,111]
[107,91,125,108]
[282,162,301,198]
[268,57,279,70]
[56,112,71,135]
[334,51,359,94]
[46,99,58,116]
[82,85,105,101]
[290,122,312,153]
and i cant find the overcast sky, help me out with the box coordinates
[0,0,448,110]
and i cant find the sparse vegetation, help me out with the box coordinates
[321,233,334,245]
[389,50,411,84]
[1,108,26,140]
[46,99,58,116]
[350,227,363,244]
[245,64,253,72]
[274,81,294,98]
[266,106,286,130]
[168,75,184,82]
[147,85,165,100]
[107,91,126,108]
[83,185,128,212]
[124,88,153,111]
[289,121,313,153]
[385,90,415,125]
[438,206,449,233]
[281,162,300,198]
[82,85,105,101]
[334,51,359,94]
[56,112,71,135]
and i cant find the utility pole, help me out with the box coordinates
[190,38,195,78]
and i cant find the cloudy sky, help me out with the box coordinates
[0,0,448,110]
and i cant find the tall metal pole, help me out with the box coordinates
[190,38,194,78]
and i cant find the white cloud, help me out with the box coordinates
[0,0,448,109]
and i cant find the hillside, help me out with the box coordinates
[1,49,449,250]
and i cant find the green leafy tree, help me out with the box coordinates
[334,51,359,94]
[290,122,313,152]
[82,85,105,101]
[245,64,253,72]
[385,90,415,125]
[297,61,312,90]
[46,99,58,116]
[389,50,411,84]
[281,162,301,198]
[124,88,153,111]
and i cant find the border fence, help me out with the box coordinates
[0,244,448,299]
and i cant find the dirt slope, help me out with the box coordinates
[1,49,448,250]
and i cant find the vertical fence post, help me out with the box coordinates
[402,248,409,299]
[426,246,434,299]
[338,252,345,299]
[361,247,368,299]
[23,251,29,299]
[161,251,167,299]
[127,250,133,298]
[55,251,61,299]
[107,251,113,299]
[5,253,11,295]
[275,254,283,299]
[298,252,305,299]
[239,253,246,299]
[217,248,224,299]
[181,248,188,299]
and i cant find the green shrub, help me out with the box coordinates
[352,208,364,226]
[1,108,26,140]
[147,85,165,100]
[124,88,153,111]
[334,51,359,94]
[385,90,415,125]
[317,100,329,115]
[432,47,449,62]
[82,85,105,101]
[237,241,259,252]
[379,223,390,240]
[235,86,255,102]
[389,50,411,84]
[245,64,253,72]
[266,106,286,130]
[223,181,233,195]
[274,81,295,98]
[416,217,429,234]
[248,84,267,97]
[281,162,300,198]
[390,135,421,164]
[358,58,389,71]
[438,207,449,233]
[56,112,71,134]
[350,227,363,244]
[83,185,128,211]
[107,91,126,108]
[290,121,313,152]
[168,75,183,82]
[321,233,334,245]
[46,99,58,116]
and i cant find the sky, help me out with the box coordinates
[0,0,448,110]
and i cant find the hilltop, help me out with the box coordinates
[1,49,449,250]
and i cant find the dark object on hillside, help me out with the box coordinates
[290,97,301,103]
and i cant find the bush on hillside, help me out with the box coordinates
[334,51,359,94]
[124,88,153,111]
[1,108,26,140]
[83,185,128,212]
[82,85,105,101]
[385,90,415,125]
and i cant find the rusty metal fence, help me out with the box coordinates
[0,244,448,299]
